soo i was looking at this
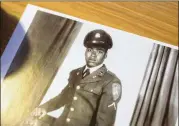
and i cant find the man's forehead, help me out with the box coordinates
[87,47,106,51]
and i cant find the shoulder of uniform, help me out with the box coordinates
[70,66,84,74]
[107,70,120,81]
[107,70,116,77]
[71,68,79,73]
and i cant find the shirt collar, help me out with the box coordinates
[84,64,104,74]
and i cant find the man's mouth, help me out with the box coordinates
[89,59,96,62]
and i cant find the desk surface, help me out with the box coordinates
[1,2,178,49]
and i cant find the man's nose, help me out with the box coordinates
[91,50,97,57]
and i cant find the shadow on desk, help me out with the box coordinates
[0,8,19,56]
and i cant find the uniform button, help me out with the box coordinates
[70,107,74,111]
[73,96,78,100]
[76,86,80,90]
[77,72,80,75]
[90,89,93,92]
[66,118,71,122]
[93,76,96,78]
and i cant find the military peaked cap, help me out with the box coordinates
[84,29,113,50]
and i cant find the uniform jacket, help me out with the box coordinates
[40,65,122,126]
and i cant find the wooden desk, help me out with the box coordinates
[1,2,178,53]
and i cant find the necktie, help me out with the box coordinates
[83,69,90,78]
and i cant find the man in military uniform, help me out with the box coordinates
[31,29,122,126]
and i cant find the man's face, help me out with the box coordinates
[85,47,107,68]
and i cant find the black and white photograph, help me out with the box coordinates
[1,4,178,126]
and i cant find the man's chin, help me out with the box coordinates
[87,62,98,68]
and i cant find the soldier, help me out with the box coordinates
[31,29,122,126]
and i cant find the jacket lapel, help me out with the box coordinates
[71,65,85,85]
[80,65,107,84]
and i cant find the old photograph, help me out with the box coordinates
[1,4,178,126]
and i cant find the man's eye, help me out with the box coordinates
[88,49,92,52]
[98,50,104,54]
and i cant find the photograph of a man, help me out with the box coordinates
[31,29,122,126]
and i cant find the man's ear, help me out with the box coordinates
[105,53,107,59]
